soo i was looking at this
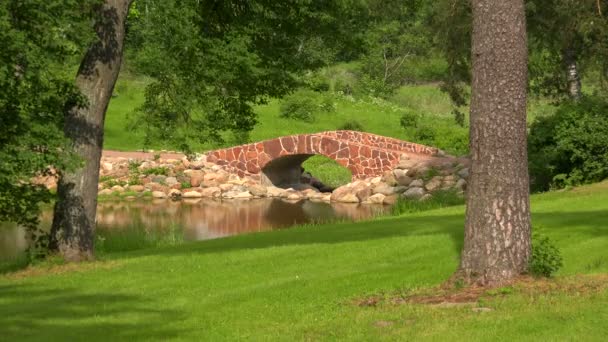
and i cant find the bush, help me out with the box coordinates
[529,233,563,277]
[528,96,608,192]
[303,72,330,92]
[413,125,436,143]
[338,120,364,131]
[279,89,335,122]
[399,110,420,129]
[279,90,319,122]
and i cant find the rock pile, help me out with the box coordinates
[43,152,470,204]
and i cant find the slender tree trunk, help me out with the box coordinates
[50,0,132,261]
[563,48,582,100]
[455,0,531,286]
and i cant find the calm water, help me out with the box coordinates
[0,198,389,261]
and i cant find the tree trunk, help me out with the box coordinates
[563,48,582,100]
[455,0,531,286]
[50,0,132,262]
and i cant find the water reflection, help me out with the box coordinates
[1,198,388,261]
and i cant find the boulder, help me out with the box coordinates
[409,179,424,188]
[455,178,467,191]
[110,185,125,193]
[424,176,443,192]
[330,185,352,202]
[220,183,234,192]
[372,184,395,196]
[248,185,268,197]
[152,191,167,198]
[98,189,113,196]
[169,189,182,199]
[201,187,221,197]
[266,186,284,198]
[165,177,178,185]
[286,193,302,201]
[367,193,386,204]
[383,194,399,205]
[182,191,203,198]
[355,187,372,202]
[128,185,145,192]
[188,170,205,187]
[393,169,413,186]
[233,191,253,199]
[403,187,425,200]
[335,193,359,203]
[458,168,470,179]
[381,171,398,186]
[151,175,166,183]
[103,162,115,172]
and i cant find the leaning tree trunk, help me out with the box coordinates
[563,48,582,100]
[455,0,531,286]
[50,0,132,261]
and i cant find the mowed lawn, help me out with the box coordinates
[1,182,607,341]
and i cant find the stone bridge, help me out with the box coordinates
[206,130,439,186]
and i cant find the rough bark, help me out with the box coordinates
[563,48,582,100]
[50,0,132,261]
[455,0,531,286]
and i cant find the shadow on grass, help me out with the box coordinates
[132,212,467,258]
[127,209,607,260]
[0,283,185,340]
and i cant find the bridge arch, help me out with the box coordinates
[205,130,438,186]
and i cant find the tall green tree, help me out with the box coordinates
[126,0,345,151]
[0,1,96,245]
[456,0,532,285]
[51,0,133,261]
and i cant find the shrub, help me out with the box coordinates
[181,181,192,189]
[338,120,364,131]
[128,175,143,186]
[303,72,330,92]
[528,96,608,192]
[142,167,169,176]
[399,110,420,129]
[279,90,319,122]
[529,233,563,277]
[413,125,436,143]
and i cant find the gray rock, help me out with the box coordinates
[455,178,467,191]
[403,187,425,200]
[165,177,178,185]
[458,168,470,179]
[152,175,166,183]
[410,179,424,188]
[424,176,443,192]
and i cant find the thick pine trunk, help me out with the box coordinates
[455,0,531,286]
[50,0,132,261]
[563,48,582,100]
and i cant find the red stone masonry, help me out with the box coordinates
[205,130,439,180]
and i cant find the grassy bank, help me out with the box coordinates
[1,182,606,340]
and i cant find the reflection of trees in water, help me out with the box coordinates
[2,199,389,259]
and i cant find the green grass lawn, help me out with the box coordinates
[1,182,606,341]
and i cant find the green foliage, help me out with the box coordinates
[528,96,608,191]
[128,161,141,173]
[181,181,192,189]
[391,189,464,215]
[142,167,169,176]
[338,120,364,132]
[529,233,563,277]
[0,0,97,233]
[126,0,344,151]
[279,89,335,123]
[399,110,420,129]
[128,175,143,186]
[302,155,352,189]
[104,179,127,188]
